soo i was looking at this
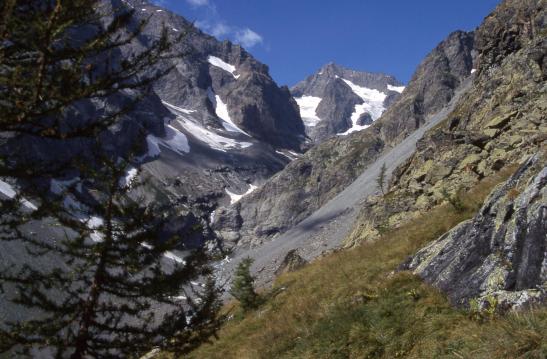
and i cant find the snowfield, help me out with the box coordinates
[162,101,195,115]
[275,150,300,161]
[225,184,258,204]
[0,179,38,210]
[338,78,387,135]
[208,56,240,79]
[295,96,323,127]
[121,167,138,188]
[387,84,405,93]
[207,88,251,136]
[145,124,190,158]
[162,100,253,152]
[177,118,252,152]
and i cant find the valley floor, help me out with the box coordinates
[179,166,547,359]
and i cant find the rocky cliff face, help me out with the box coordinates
[120,0,305,151]
[213,29,476,248]
[291,63,403,142]
[345,0,545,247]
[402,154,546,310]
[106,1,309,219]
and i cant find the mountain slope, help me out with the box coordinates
[188,1,546,356]
[213,29,476,248]
[188,163,546,359]
[216,77,472,288]
[107,0,308,220]
[343,0,546,310]
[346,0,545,247]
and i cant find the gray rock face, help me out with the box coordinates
[214,30,476,248]
[112,0,310,228]
[402,155,546,310]
[376,30,475,146]
[291,63,403,142]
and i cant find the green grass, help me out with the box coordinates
[179,166,546,359]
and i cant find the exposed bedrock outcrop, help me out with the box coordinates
[401,155,546,310]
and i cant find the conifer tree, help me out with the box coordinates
[376,163,387,195]
[230,258,259,311]
[0,1,221,357]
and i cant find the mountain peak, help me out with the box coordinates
[291,64,404,143]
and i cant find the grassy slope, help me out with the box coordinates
[184,166,546,359]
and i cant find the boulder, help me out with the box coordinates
[275,249,308,276]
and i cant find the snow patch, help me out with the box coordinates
[387,84,405,93]
[144,123,190,159]
[141,242,187,264]
[120,167,138,188]
[0,180,17,198]
[207,88,251,136]
[0,179,37,210]
[177,118,252,152]
[294,96,323,127]
[164,251,185,264]
[164,125,191,154]
[162,101,195,115]
[88,216,104,243]
[338,78,387,135]
[225,184,258,204]
[207,56,240,79]
[276,150,301,161]
[162,100,253,152]
[50,178,81,195]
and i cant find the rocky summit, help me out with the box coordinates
[291,63,404,142]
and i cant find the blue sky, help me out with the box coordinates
[154,0,500,86]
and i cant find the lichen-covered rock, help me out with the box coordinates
[275,249,308,276]
[401,155,546,309]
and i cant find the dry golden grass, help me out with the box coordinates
[180,165,546,359]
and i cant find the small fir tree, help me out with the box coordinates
[376,163,387,195]
[230,258,259,311]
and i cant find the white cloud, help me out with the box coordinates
[191,1,264,49]
[211,23,231,37]
[186,0,209,6]
[234,28,263,48]
[196,21,264,49]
